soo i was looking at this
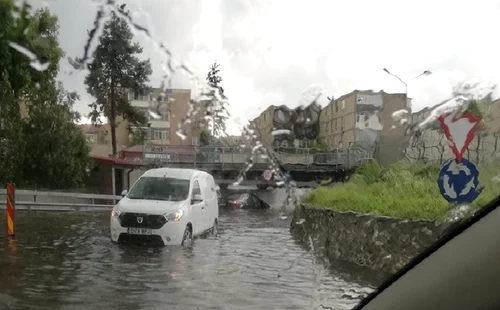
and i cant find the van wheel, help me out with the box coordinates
[181,226,193,247]
[211,219,218,236]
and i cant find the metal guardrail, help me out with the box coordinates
[0,189,121,211]
[141,146,374,168]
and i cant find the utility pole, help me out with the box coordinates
[381,68,432,162]
[383,68,432,109]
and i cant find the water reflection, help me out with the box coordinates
[0,209,377,309]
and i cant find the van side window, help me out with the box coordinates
[192,180,201,196]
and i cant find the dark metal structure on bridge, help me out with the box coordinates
[134,145,373,189]
[272,102,322,148]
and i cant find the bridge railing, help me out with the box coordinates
[0,189,121,211]
[141,146,374,167]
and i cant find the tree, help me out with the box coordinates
[199,130,212,146]
[206,62,230,138]
[309,139,329,151]
[129,128,148,146]
[0,2,90,188]
[21,83,91,189]
[80,4,151,156]
[0,2,65,185]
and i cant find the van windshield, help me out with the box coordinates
[127,177,190,202]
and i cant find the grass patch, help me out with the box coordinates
[303,161,499,221]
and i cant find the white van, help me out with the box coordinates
[110,168,219,246]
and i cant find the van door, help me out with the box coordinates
[190,179,205,236]
[200,177,217,230]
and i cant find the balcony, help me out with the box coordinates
[130,99,152,108]
[149,120,170,128]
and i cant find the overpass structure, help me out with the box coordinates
[127,146,374,189]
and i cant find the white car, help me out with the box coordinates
[110,168,219,246]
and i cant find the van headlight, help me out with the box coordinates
[164,209,183,222]
[111,206,121,218]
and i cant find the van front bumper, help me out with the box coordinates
[110,216,186,246]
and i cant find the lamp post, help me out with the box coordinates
[383,68,432,109]
[381,68,432,163]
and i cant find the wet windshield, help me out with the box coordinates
[1,0,500,309]
[127,177,190,201]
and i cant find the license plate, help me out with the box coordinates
[127,227,152,235]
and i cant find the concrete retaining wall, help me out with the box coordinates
[290,205,451,274]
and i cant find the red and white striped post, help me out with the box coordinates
[6,183,15,238]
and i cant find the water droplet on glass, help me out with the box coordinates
[176,129,186,140]
[272,129,291,136]
[148,109,161,120]
[8,42,50,71]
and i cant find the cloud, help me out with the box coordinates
[30,0,500,135]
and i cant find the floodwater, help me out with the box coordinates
[0,198,383,310]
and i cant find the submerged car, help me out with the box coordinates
[224,192,271,210]
[110,168,219,246]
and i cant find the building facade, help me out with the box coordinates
[403,98,500,164]
[248,90,410,165]
[316,90,409,165]
[79,116,129,157]
[249,105,276,147]
[127,88,201,146]
[82,87,209,157]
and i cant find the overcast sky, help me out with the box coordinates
[30,0,500,134]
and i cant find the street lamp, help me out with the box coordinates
[383,68,431,108]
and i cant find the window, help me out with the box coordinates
[357,113,367,123]
[149,110,169,121]
[330,121,333,131]
[341,100,345,109]
[192,180,201,196]
[325,123,329,132]
[335,102,339,113]
[130,91,150,101]
[132,127,151,140]
[127,177,190,202]
[153,129,169,140]
[192,137,199,146]
[85,133,96,143]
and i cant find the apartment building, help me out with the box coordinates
[249,105,276,146]
[318,90,409,164]
[79,117,129,157]
[81,87,209,157]
[127,88,209,146]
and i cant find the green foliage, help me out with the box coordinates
[0,72,25,184]
[206,62,230,137]
[309,139,329,151]
[79,4,151,155]
[199,130,212,146]
[21,83,90,189]
[463,100,483,119]
[0,2,90,189]
[129,128,148,146]
[303,161,498,220]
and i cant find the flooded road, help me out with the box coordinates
[0,208,382,310]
